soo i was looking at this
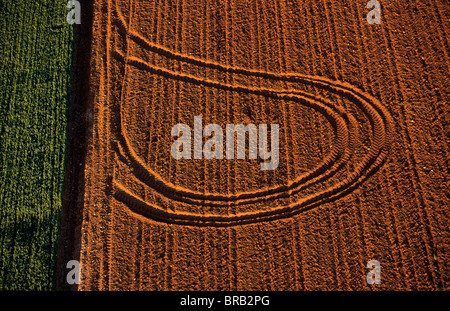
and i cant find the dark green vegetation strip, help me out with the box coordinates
[0,0,74,290]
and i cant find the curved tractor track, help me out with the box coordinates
[111,5,394,227]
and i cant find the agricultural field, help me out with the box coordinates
[70,0,449,291]
[0,0,449,292]
[0,0,74,290]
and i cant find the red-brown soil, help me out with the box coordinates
[62,0,449,290]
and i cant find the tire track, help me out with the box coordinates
[328,203,344,289]
[111,54,384,224]
[110,2,393,227]
[200,0,215,290]
[278,2,302,290]
[322,0,341,80]
[104,0,114,288]
[349,0,376,284]
[393,0,448,288]
[168,0,181,212]
[230,0,239,290]
[323,1,352,288]
[404,1,450,284]
[115,48,351,204]
[298,0,341,288]
[114,66,353,205]
[224,0,235,291]
[380,9,442,288]
[109,0,135,291]
[289,218,302,290]
[95,0,115,291]
[255,0,271,204]
[273,0,292,184]
[334,1,385,289]
[276,0,300,289]
[162,0,174,291]
[382,174,411,289]
[353,0,416,289]
[143,0,159,213]
[429,0,450,70]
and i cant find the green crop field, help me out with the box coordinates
[0,0,74,290]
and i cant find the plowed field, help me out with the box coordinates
[63,0,449,290]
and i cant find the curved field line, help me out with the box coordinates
[109,4,394,226]
[114,50,351,202]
